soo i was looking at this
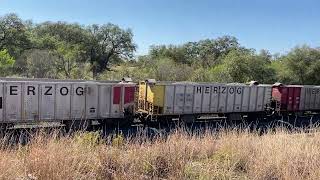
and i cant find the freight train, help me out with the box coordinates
[0,78,319,131]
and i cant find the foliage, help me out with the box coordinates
[0,13,319,85]
[0,49,15,76]
[87,23,136,78]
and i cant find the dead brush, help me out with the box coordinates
[1,126,320,179]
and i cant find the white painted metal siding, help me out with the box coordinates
[256,87,265,111]
[299,87,306,111]
[218,85,227,112]
[202,86,211,113]
[24,82,39,121]
[241,87,250,112]
[210,85,219,112]
[234,86,243,112]
[56,83,71,120]
[226,86,235,112]
[193,86,202,113]
[184,85,194,114]
[40,83,55,120]
[6,82,21,121]
[174,85,185,114]
[249,86,258,112]
[164,85,174,114]
[99,84,112,118]
[71,83,86,119]
[86,83,98,119]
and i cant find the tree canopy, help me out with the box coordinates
[0,13,319,85]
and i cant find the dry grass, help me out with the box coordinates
[1,128,320,179]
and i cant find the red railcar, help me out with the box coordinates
[272,83,302,112]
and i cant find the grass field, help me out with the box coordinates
[1,127,320,179]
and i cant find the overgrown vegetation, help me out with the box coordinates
[1,13,320,84]
[1,128,320,179]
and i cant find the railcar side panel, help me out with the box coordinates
[124,86,135,104]
[86,84,98,119]
[310,88,316,110]
[173,85,185,114]
[256,87,265,111]
[56,84,71,120]
[71,84,86,119]
[226,86,235,112]
[193,86,202,113]
[304,87,311,110]
[99,85,112,118]
[111,85,124,118]
[24,82,39,121]
[0,83,3,121]
[293,87,301,111]
[316,87,320,110]
[299,87,305,111]
[202,86,211,113]
[184,85,194,114]
[241,87,250,112]
[234,86,242,112]
[249,86,257,112]
[264,86,272,109]
[164,85,174,114]
[40,83,55,120]
[210,85,219,112]
[218,85,227,112]
[6,82,22,121]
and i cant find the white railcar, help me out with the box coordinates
[0,79,136,125]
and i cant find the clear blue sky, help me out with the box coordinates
[1,0,319,55]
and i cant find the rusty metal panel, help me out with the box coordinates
[40,83,55,120]
[99,84,112,118]
[164,85,174,114]
[173,85,185,114]
[71,83,86,119]
[23,82,39,121]
[5,82,22,121]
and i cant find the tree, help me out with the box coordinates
[279,46,320,84]
[87,24,136,78]
[0,49,15,76]
[0,13,30,57]
[54,41,85,78]
[20,49,58,78]
[221,49,275,83]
